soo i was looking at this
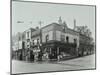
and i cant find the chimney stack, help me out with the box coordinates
[58,16,62,25]
[36,26,39,30]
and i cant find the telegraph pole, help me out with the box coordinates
[74,19,76,30]
[17,21,24,60]
[39,21,43,45]
[38,21,43,61]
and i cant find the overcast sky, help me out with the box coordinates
[12,1,95,39]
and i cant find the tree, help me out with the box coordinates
[76,25,92,37]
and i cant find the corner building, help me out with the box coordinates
[41,23,79,60]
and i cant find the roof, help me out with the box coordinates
[31,29,40,37]
[42,22,79,36]
[41,22,59,29]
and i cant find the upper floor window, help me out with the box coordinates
[18,36,21,41]
[27,32,29,38]
[66,36,69,43]
[61,34,65,42]
[46,35,49,42]
[74,38,77,44]
[33,40,34,45]
[22,34,25,40]
[22,41,25,49]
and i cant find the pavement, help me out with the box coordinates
[12,54,95,74]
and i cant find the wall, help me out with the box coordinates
[31,36,40,45]
[12,41,23,51]
[55,30,79,47]
[42,30,54,43]
[55,31,61,41]
[42,24,54,43]
[25,30,31,40]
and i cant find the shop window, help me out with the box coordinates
[22,41,25,49]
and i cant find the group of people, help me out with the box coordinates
[29,51,58,62]
[13,47,64,62]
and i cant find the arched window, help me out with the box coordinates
[27,32,29,38]
[46,35,49,42]
[66,36,69,43]
[74,38,77,44]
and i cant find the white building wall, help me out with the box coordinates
[31,36,40,45]
[65,33,79,47]
[42,31,54,43]
[18,41,23,49]
[55,31,61,41]
[25,30,31,40]
[55,30,79,48]
[12,42,18,51]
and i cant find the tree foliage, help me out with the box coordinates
[75,25,92,37]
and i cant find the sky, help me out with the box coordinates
[12,1,95,39]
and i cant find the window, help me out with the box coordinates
[18,36,21,41]
[33,40,34,45]
[22,33,25,40]
[27,39,30,42]
[61,34,65,42]
[27,32,29,38]
[66,36,69,43]
[37,39,39,44]
[22,41,25,49]
[74,38,77,44]
[46,35,49,42]
[63,26,65,31]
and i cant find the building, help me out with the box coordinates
[41,22,79,60]
[12,32,24,60]
[12,18,94,61]
[78,33,94,56]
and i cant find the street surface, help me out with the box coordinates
[12,54,95,74]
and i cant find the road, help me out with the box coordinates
[12,54,95,74]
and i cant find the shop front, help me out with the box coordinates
[42,41,77,61]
